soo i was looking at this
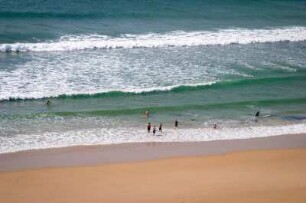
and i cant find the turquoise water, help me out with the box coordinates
[0,0,306,153]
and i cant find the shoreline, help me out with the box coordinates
[2,122,306,155]
[1,133,305,171]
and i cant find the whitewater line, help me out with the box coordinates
[1,26,306,52]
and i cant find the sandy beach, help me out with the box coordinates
[0,134,305,202]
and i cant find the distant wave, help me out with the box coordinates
[0,11,155,19]
[0,11,104,18]
[2,75,305,101]
[1,27,306,52]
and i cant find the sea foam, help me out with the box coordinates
[1,26,306,52]
[1,123,306,154]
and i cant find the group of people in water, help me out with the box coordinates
[146,119,179,136]
[145,110,261,135]
[145,110,179,136]
[147,122,161,135]
[45,103,261,134]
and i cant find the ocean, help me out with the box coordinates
[0,0,306,153]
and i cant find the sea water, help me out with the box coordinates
[0,0,306,153]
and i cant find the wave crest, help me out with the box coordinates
[0,82,217,101]
[2,75,305,101]
[1,27,306,52]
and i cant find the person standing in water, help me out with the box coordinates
[159,123,163,133]
[145,110,150,118]
[254,111,260,122]
[46,100,51,106]
[147,122,151,133]
[153,126,156,136]
[175,119,178,128]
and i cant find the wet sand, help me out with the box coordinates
[1,134,306,171]
[0,134,305,202]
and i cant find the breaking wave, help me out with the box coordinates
[2,75,305,101]
[1,27,306,52]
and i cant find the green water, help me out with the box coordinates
[1,0,306,153]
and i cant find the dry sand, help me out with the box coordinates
[0,134,305,202]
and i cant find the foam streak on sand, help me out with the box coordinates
[1,26,306,52]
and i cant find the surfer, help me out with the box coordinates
[213,123,217,129]
[159,123,163,133]
[153,126,156,135]
[147,122,151,133]
[46,100,51,106]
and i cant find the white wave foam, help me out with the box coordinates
[0,82,216,101]
[1,123,306,154]
[1,27,306,52]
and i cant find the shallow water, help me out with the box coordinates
[1,0,306,153]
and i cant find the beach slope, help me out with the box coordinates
[0,136,305,202]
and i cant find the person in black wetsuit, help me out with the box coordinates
[175,119,178,128]
[147,122,151,133]
[255,111,260,117]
